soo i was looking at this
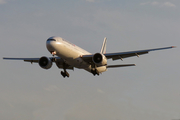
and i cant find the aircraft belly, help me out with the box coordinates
[55,45,107,74]
[66,58,90,69]
[54,44,90,69]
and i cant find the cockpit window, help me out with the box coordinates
[47,39,56,41]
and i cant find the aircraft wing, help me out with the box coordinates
[105,46,175,60]
[3,57,74,70]
[3,57,62,62]
[3,57,40,63]
[81,46,175,62]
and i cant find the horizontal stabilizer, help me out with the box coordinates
[107,64,136,68]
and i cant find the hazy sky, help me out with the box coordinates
[0,0,180,120]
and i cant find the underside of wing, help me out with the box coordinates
[3,57,74,70]
[80,54,94,63]
[106,52,148,60]
[104,46,175,61]
[81,46,175,62]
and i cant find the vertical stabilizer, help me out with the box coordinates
[100,37,107,54]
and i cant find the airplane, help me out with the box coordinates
[3,36,176,78]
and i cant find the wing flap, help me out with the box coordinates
[111,52,148,60]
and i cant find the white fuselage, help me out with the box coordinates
[46,36,106,73]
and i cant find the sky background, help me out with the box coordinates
[0,0,180,120]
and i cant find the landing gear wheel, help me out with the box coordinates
[91,69,99,76]
[65,71,70,77]
[61,71,70,78]
[61,71,66,78]
[52,57,56,62]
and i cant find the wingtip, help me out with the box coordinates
[172,46,177,48]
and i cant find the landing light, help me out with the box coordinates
[51,51,56,55]
[56,42,62,44]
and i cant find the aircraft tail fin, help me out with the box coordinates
[100,37,107,54]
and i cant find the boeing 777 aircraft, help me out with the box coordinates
[3,36,175,78]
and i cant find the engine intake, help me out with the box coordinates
[38,56,52,69]
[92,53,107,66]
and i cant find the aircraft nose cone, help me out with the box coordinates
[46,39,56,52]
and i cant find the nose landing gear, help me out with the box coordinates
[50,51,57,62]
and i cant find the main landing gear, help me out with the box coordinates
[61,70,69,78]
[50,51,69,78]
[60,62,70,78]
[91,69,99,76]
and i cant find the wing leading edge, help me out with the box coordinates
[3,57,63,62]
[3,57,74,70]
[81,46,176,62]
[3,57,40,62]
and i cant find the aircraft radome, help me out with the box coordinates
[3,36,176,78]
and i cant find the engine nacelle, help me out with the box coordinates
[92,53,107,66]
[38,56,52,69]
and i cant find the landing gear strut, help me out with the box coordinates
[91,69,99,76]
[50,51,69,78]
[51,51,57,62]
[51,57,56,62]
[60,62,70,78]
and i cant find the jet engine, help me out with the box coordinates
[92,53,107,66]
[38,56,52,69]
